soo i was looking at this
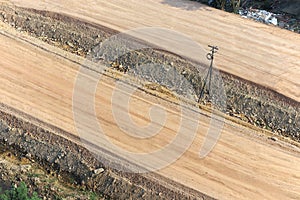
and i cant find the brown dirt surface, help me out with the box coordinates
[0,1,299,141]
[5,0,300,102]
[0,0,300,199]
[0,19,300,200]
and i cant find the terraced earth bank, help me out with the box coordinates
[0,106,211,199]
[1,4,299,142]
[0,2,300,199]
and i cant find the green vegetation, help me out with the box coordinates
[0,182,41,200]
[89,192,97,200]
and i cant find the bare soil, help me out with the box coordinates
[0,4,299,142]
[0,103,213,199]
[0,1,300,199]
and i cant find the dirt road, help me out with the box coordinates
[5,0,300,102]
[0,19,300,199]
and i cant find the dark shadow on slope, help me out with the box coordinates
[275,0,300,19]
[161,0,211,11]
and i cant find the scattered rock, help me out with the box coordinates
[238,8,300,33]
[67,41,74,48]
[94,168,105,175]
[269,136,278,142]
[239,9,278,25]
[25,153,32,159]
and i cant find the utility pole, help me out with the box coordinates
[197,45,219,103]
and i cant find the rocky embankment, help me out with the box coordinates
[0,105,212,199]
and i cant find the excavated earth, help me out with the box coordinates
[0,105,212,199]
[0,5,298,140]
[0,3,299,199]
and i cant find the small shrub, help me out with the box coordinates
[0,182,41,200]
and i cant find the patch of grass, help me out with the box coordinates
[28,173,42,178]
[89,192,97,200]
[0,182,41,200]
